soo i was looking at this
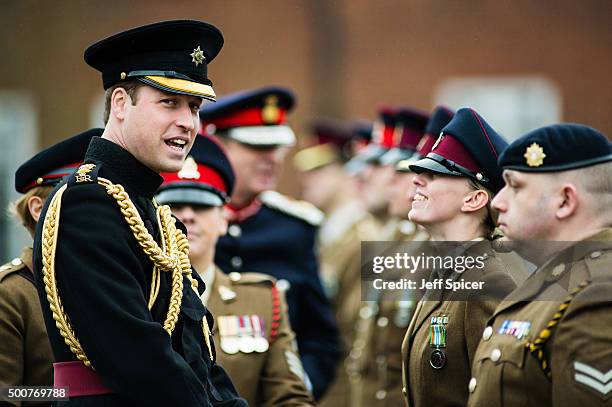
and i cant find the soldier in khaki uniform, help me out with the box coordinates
[468,123,612,406]
[344,107,453,407]
[156,134,314,406]
[0,129,98,405]
[401,108,524,407]
[294,119,380,407]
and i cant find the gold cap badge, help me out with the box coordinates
[262,95,280,124]
[524,142,546,167]
[190,46,206,67]
[178,156,200,180]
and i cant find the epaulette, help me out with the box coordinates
[67,163,101,187]
[0,257,28,283]
[260,191,324,226]
[227,271,276,286]
[584,247,612,282]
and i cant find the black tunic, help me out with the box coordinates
[33,137,247,406]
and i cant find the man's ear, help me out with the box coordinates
[461,189,489,214]
[556,184,579,220]
[27,195,45,223]
[111,88,129,121]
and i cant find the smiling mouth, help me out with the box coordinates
[165,138,187,151]
[413,193,428,202]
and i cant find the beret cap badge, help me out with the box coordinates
[190,46,206,67]
[178,156,201,179]
[524,142,546,167]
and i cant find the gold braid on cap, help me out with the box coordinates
[41,168,212,369]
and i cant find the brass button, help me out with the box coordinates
[377,317,389,327]
[276,279,291,292]
[228,272,241,282]
[375,390,387,400]
[483,326,493,341]
[490,348,501,362]
[228,224,242,237]
[590,251,602,259]
[551,263,565,277]
[402,386,407,396]
[11,258,22,266]
[468,377,477,393]
[230,256,243,269]
[36,177,44,185]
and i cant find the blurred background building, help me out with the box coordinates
[0,0,610,259]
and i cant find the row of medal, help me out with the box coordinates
[498,320,531,340]
[218,315,270,354]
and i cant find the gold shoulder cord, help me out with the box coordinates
[525,279,590,378]
[41,168,213,369]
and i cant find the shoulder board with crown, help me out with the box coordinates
[260,191,324,226]
[0,257,28,283]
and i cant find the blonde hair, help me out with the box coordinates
[9,186,53,235]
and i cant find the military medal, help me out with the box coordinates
[429,315,449,369]
[251,315,270,353]
[498,320,531,340]
[238,315,255,353]
[218,316,239,355]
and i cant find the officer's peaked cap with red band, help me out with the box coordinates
[409,108,508,192]
[157,134,235,207]
[15,128,102,193]
[199,86,296,146]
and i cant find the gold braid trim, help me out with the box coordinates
[525,279,590,378]
[41,171,212,368]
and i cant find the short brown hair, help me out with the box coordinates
[9,186,53,235]
[103,80,144,124]
[467,178,499,239]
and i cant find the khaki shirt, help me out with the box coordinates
[468,229,612,406]
[0,247,53,406]
[207,267,314,407]
[402,240,523,407]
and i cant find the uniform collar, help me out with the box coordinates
[84,137,163,199]
[225,198,262,223]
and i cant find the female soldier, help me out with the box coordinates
[0,129,98,394]
[401,108,522,407]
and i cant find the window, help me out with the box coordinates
[434,77,562,142]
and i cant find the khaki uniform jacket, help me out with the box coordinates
[207,267,314,407]
[318,210,379,407]
[402,240,523,407]
[468,229,612,407]
[0,247,53,406]
[345,227,429,407]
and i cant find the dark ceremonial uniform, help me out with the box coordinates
[401,108,524,407]
[468,124,612,406]
[33,138,245,406]
[216,191,339,398]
